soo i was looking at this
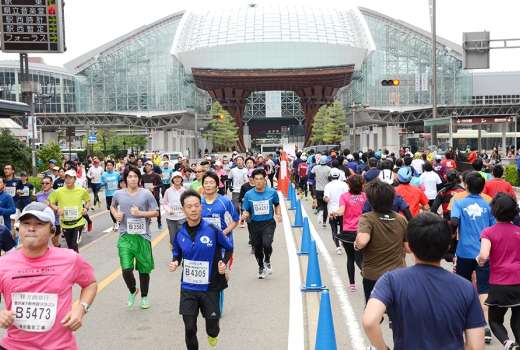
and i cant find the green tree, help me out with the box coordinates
[0,129,32,175]
[36,142,62,172]
[204,101,239,151]
[323,101,347,144]
[310,105,330,145]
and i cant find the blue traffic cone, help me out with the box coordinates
[298,217,311,255]
[289,185,296,210]
[302,239,325,292]
[315,289,337,350]
[292,200,304,228]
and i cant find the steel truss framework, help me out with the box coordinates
[10,112,191,131]
[362,104,520,125]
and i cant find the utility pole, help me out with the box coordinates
[430,0,438,146]
[19,53,37,176]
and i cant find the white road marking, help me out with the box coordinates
[278,191,305,350]
[300,205,366,350]
[103,227,113,233]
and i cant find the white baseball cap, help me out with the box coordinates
[329,168,343,178]
[171,171,183,179]
[19,202,56,227]
[64,169,76,178]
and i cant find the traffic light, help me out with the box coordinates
[381,79,400,87]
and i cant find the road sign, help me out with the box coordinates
[0,0,66,53]
[87,134,97,144]
[463,31,490,70]
[454,115,513,125]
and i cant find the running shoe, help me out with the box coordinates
[504,340,520,350]
[240,223,245,228]
[127,289,139,308]
[336,247,343,255]
[265,263,272,275]
[208,336,218,347]
[112,223,118,232]
[258,267,266,279]
[485,327,492,344]
[140,297,150,309]
[349,284,357,292]
[158,223,163,230]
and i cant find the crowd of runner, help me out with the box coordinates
[0,146,519,349]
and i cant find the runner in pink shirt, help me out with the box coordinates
[334,175,367,291]
[478,194,520,348]
[0,202,97,350]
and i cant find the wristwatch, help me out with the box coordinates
[80,302,91,313]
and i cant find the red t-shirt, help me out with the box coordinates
[481,223,520,285]
[441,159,457,170]
[467,151,477,164]
[482,178,516,199]
[396,184,429,217]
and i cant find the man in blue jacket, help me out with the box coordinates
[0,178,16,232]
[169,189,233,350]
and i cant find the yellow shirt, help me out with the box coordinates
[48,186,90,228]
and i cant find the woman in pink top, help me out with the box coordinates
[478,194,520,349]
[334,175,367,291]
[0,202,97,350]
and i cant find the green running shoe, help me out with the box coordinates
[127,289,139,308]
[208,336,218,347]
[140,296,150,309]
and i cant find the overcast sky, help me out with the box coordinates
[1,0,519,72]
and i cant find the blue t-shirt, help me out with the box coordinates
[371,265,486,350]
[0,224,16,252]
[161,167,173,185]
[201,195,239,239]
[242,187,280,222]
[0,191,16,230]
[362,194,409,214]
[451,194,495,259]
[100,171,121,197]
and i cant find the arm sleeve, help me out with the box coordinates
[226,198,240,222]
[172,231,182,262]
[0,196,15,216]
[272,191,280,206]
[48,191,57,204]
[82,189,91,203]
[146,192,159,211]
[242,192,251,212]
[111,192,119,208]
[465,288,487,329]
[430,194,442,214]
[216,226,233,252]
[420,191,429,206]
[451,201,461,219]
[73,254,96,288]
[369,272,393,306]
[357,214,372,234]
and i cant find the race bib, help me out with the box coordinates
[63,207,79,221]
[183,260,209,285]
[144,183,154,191]
[21,186,30,197]
[204,216,221,229]
[171,204,183,217]
[162,173,170,180]
[127,218,146,235]
[253,200,270,216]
[12,292,58,333]
[107,181,118,191]
[5,186,16,197]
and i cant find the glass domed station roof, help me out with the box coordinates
[172,3,375,73]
